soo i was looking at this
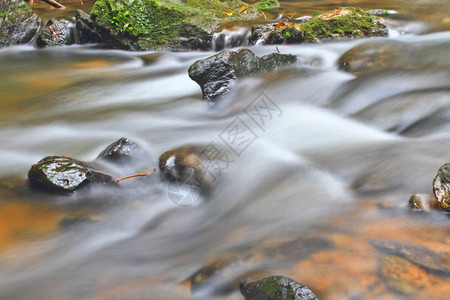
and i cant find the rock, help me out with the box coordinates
[88,0,262,51]
[190,254,259,296]
[255,0,280,10]
[0,0,41,47]
[36,18,74,48]
[432,163,450,212]
[28,156,116,193]
[408,194,437,211]
[240,276,319,300]
[188,48,296,101]
[260,7,387,45]
[75,9,102,44]
[159,145,229,190]
[379,255,422,296]
[370,240,450,275]
[97,137,153,168]
[248,25,272,45]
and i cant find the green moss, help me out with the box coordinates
[269,7,387,44]
[90,0,261,49]
[255,0,280,10]
[259,276,282,298]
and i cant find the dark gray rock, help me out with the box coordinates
[0,0,41,47]
[97,137,155,177]
[75,9,102,44]
[248,25,272,45]
[188,49,296,102]
[240,276,319,300]
[28,156,116,193]
[36,18,74,48]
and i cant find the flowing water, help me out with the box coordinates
[0,1,449,299]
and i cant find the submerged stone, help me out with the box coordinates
[28,156,116,193]
[255,7,387,45]
[87,0,262,50]
[408,194,437,211]
[240,275,319,300]
[432,163,450,212]
[159,145,228,190]
[0,0,41,47]
[36,18,74,48]
[370,240,450,275]
[379,255,421,296]
[188,48,296,101]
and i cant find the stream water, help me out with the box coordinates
[0,1,449,300]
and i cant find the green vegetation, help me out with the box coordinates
[255,0,280,10]
[259,276,296,299]
[90,0,261,50]
[269,7,387,44]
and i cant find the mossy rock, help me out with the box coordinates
[261,7,387,45]
[36,18,75,48]
[433,163,450,212]
[240,275,319,300]
[0,0,41,47]
[255,0,280,10]
[28,156,117,193]
[89,0,262,50]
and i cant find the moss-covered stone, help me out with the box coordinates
[255,0,280,10]
[0,0,41,47]
[432,163,450,212]
[261,7,387,45]
[240,275,319,300]
[89,0,262,50]
[36,18,74,48]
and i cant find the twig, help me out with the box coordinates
[116,170,155,182]
[33,0,66,9]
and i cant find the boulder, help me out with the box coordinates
[75,9,102,44]
[253,7,387,45]
[188,48,296,101]
[432,163,450,212]
[159,145,225,190]
[36,18,74,48]
[0,0,41,47]
[97,137,155,177]
[28,156,116,193]
[240,276,319,300]
[86,0,262,50]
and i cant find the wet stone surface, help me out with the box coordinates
[28,156,116,193]
[188,48,296,102]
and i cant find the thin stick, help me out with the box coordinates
[39,0,66,9]
[116,170,155,182]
